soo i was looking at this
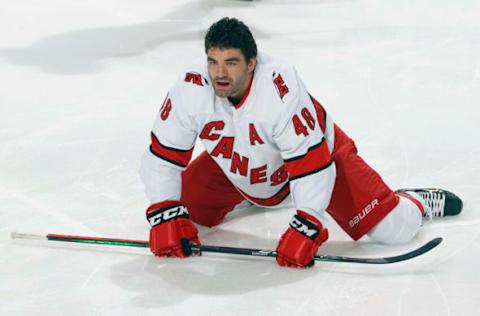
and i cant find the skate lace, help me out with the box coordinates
[418,190,445,219]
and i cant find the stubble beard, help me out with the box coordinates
[212,81,233,98]
[212,70,249,99]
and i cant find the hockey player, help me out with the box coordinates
[139,17,463,268]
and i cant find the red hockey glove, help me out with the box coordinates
[276,211,328,268]
[146,200,200,257]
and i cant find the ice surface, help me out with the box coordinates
[1,0,479,315]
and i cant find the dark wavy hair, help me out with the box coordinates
[204,17,257,62]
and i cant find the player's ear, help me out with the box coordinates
[247,57,257,72]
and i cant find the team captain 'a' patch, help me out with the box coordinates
[249,123,264,145]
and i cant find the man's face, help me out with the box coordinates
[207,47,256,99]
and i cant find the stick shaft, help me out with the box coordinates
[191,244,277,258]
[12,232,149,248]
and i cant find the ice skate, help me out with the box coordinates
[396,188,463,219]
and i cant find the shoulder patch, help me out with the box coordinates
[184,72,208,86]
[272,72,289,100]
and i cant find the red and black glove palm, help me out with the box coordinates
[276,211,328,268]
[146,200,200,257]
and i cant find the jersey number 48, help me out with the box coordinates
[292,107,316,136]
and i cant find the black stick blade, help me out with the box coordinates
[315,237,443,264]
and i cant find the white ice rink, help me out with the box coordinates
[1,0,479,315]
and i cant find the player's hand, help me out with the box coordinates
[146,200,200,257]
[276,211,328,268]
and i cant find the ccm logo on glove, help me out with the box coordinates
[147,205,189,227]
[276,211,328,268]
[146,201,200,257]
[289,215,320,239]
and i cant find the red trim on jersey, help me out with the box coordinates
[309,94,327,133]
[233,72,254,110]
[150,132,194,168]
[284,139,332,180]
[237,182,290,207]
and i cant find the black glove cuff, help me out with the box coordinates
[147,205,189,227]
[289,214,320,240]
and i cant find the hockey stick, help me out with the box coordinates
[181,238,443,264]
[11,232,442,264]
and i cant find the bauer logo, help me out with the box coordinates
[349,199,379,228]
[148,206,188,226]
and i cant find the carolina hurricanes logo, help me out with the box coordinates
[184,72,205,86]
[273,73,289,100]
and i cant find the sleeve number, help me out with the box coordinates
[292,107,316,136]
[159,98,172,121]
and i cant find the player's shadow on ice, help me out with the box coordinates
[109,223,435,309]
[109,229,317,309]
[0,0,265,75]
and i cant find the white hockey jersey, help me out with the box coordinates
[140,52,336,220]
